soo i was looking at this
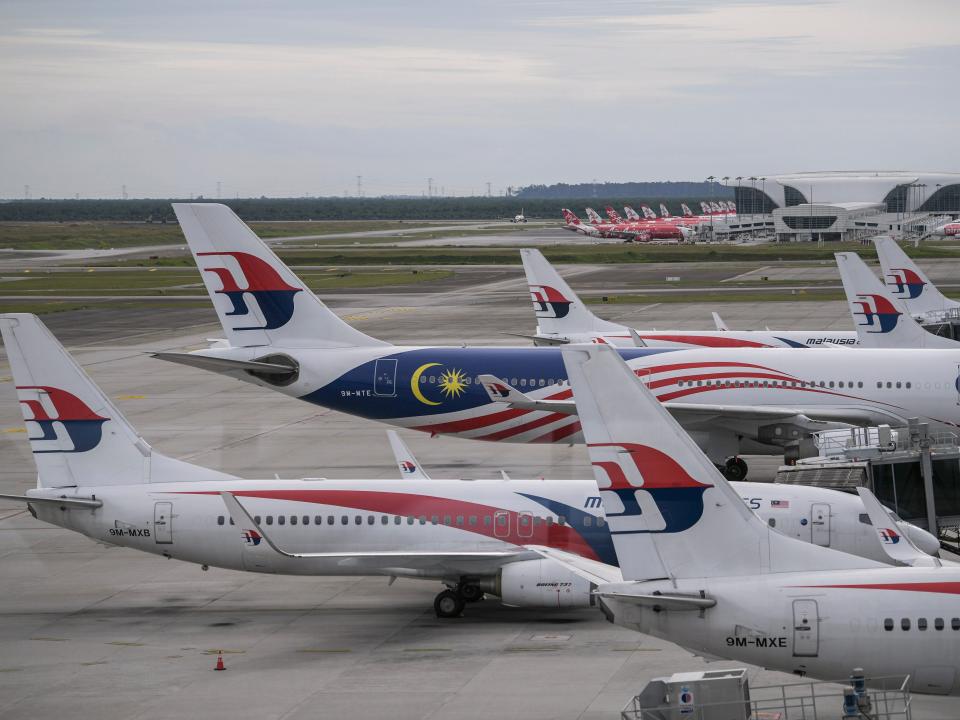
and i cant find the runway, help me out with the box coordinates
[1,254,959,719]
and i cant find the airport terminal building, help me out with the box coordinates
[725,171,960,241]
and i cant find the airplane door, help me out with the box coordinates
[517,512,533,538]
[153,502,173,544]
[792,599,819,657]
[810,503,831,546]
[373,358,398,397]
[493,511,510,538]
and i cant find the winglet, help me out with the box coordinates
[711,312,729,331]
[386,430,432,480]
[855,487,941,567]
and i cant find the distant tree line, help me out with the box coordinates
[515,181,733,199]
[0,191,734,223]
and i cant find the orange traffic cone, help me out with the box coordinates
[214,652,225,671]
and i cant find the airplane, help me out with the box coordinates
[560,209,601,237]
[601,206,691,241]
[0,314,936,626]
[874,235,960,321]
[512,209,526,224]
[585,207,606,225]
[835,252,958,349]
[532,344,960,695]
[604,206,625,224]
[159,203,960,482]
[623,206,642,221]
[521,248,859,349]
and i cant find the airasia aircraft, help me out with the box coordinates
[601,206,692,241]
[160,204,960,481]
[0,314,935,622]
[536,344,960,695]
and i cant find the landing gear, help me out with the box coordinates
[723,457,748,482]
[434,589,465,618]
[458,584,484,603]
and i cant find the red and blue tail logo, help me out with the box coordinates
[241,529,262,546]
[852,293,901,333]
[530,284,572,319]
[885,268,926,300]
[198,251,302,331]
[17,386,107,453]
[589,442,713,534]
[878,527,901,545]
[400,460,417,474]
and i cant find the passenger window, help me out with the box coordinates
[394,516,401,525]
[419,516,427,525]
[520,378,526,386]
[558,515,566,525]
[406,516,414,525]
[355,516,362,525]
[918,618,928,631]
[884,618,894,631]
[829,381,835,388]
[876,381,882,389]
[545,516,553,526]
[303,515,309,525]
[217,515,225,526]
[886,382,892,389]
[896,381,902,389]
[597,517,606,527]
[315,516,322,525]
[290,516,297,525]
[839,381,844,388]
[952,618,960,630]
[431,515,439,525]
[327,516,334,525]
[255,516,262,524]
[768,518,776,528]
[278,516,285,525]
[583,516,592,527]
[497,515,507,526]
[858,513,872,525]
[266,516,273,525]
[444,515,452,525]
[381,516,389,525]
[520,515,530,526]
[367,515,375,525]
[469,516,477,526]
[901,618,911,631]
[906,382,911,389]
[483,516,491,526]
[341,516,348,525]
[456,516,464,526]
[858,381,863,388]
[935,618,945,630]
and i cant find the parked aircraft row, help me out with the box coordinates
[2,203,958,694]
[561,201,737,241]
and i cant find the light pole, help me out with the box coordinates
[706,175,716,240]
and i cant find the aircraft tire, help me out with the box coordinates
[458,584,484,603]
[724,457,748,482]
[434,589,465,618]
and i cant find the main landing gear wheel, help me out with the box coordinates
[458,584,484,603]
[434,590,465,618]
[724,457,748,482]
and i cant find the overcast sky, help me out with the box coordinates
[2,0,958,199]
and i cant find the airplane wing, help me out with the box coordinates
[0,493,102,509]
[220,492,520,574]
[524,545,623,585]
[856,487,941,568]
[386,430,432,480]
[479,375,890,428]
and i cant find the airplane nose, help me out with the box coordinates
[897,521,941,556]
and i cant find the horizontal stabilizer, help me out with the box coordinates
[500,332,570,346]
[152,352,297,376]
[598,591,716,611]
[524,545,622,585]
[0,493,102,509]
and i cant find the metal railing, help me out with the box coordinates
[813,427,959,459]
[621,675,912,720]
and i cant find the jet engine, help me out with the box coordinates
[476,558,595,609]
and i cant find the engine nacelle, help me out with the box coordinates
[484,559,595,609]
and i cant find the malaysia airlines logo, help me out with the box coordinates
[885,268,926,300]
[483,380,512,399]
[588,442,713,534]
[400,461,417,474]
[852,294,901,334]
[198,251,302,331]
[17,386,108,453]
[529,285,572,319]
[241,529,262,546]
[878,528,901,545]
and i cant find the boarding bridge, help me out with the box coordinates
[774,420,960,545]
[919,308,960,341]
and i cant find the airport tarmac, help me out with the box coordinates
[1,259,958,719]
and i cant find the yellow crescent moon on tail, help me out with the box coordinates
[411,362,442,406]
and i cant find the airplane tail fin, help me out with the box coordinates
[623,206,641,221]
[173,203,388,350]
[640,205,657,220]
[520,250,626,337]
[659,203,670,218]
[835,253,958,349]
[604,206,623,223]
[585,208,603,224]
[561,344,876,582]
[700,201,711,214]
[873,235,960,317]
[0,314,235,488]
[386,430,432,480]
[681,203,693,217]
[561,208,582,225]
[727,201,736,213]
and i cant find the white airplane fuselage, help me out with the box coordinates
[601,568,960,694]
[536,329,859,349]
[191,344,960,452]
